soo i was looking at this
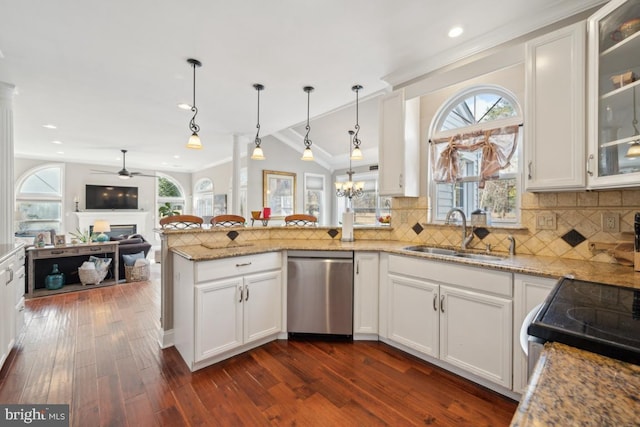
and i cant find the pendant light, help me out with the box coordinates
[186,58,203,149]
[301,86,315,161]
[251,83,265,160]
[350,84,364,160]
[625,86,640,157]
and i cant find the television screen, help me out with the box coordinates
[85,185,138,210]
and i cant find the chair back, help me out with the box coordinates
[211,215,246,227]
[284,214,318,226]
[159,215,203,229]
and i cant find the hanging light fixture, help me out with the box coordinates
[625,86,640,157]
[251,83,265,160]
[186,58,203,149]
[301,86,315,161]
[336,130,365,199]
[350,84,364,160]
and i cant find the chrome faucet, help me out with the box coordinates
[445,208,474,250]
[507,235,516,256]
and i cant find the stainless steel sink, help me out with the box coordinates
[403,246,504,262]
[403,246,458,256]
[453,253,504,262]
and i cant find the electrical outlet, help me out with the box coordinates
[535,213,556,230]
[602,212,619,232]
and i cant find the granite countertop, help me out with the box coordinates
[0,243,24,264]
[170,239,640,289]
[510,342,640,426]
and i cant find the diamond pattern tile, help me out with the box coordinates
[226,230,239,241]
[412,223,424,235]
[473,227,490,240]
[561,229,586,247]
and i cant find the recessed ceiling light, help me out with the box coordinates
[448,26,464,38]
[173,155,180,159]
[177,103,192,110]
[43,124,57,129]
[56,151,64,155]
[161,161,168,165]
[51,140,62,145]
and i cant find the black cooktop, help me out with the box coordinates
[528,277,640,365]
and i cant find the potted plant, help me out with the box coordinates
[158,202,180,218]
[69,228,94,244]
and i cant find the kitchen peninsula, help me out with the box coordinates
[157,224,640,401]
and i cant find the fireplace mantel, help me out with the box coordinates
[74,211,149,236]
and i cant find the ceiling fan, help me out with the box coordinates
[91,149,157,179]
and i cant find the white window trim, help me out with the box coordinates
[428,85,523,226]
[15,163,66,233]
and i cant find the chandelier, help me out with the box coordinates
[335,130,364,199]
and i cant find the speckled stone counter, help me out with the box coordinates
[170,239,640,289]
[510,342,640,426]
[0,243,24,263]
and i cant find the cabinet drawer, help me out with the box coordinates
[31,244,114,259]
[388,255,512,297]
[195,252,282,283]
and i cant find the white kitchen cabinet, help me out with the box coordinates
[587,0,640,188]
[0,247,24,371]
[384,254,513,388]
[524,21,586,191]
[353,252,379,338]
[512,274,556,394]
[439,285,512,388]
[378,89,420,197]
[173,251,283,371]
[388,274,439,356]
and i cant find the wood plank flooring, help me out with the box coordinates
[0,266,517,426]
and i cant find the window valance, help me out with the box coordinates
[430,125,519,187]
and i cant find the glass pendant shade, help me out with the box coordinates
[301,147,314,161]
[626,141,640,157]
[350,146,363,160]
[251,145,265,160]
[186,132,202,149]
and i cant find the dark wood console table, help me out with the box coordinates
[26,242,119,298]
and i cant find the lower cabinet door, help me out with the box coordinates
[439,285,512,388]
[195,277,243,362]
[388,274,439,357]
[243,270,282,344]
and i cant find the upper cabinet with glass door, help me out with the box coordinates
[588,0,640,188]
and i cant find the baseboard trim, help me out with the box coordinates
[158,327,174,349]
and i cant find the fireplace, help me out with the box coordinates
[74,212,149,240]
[90,224,136,238]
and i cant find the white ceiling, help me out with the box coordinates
[0,0,605,174]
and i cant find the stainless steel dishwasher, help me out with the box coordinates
[287,250,354,337]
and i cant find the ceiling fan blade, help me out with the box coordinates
[90,169,115,174]
[130,172,158,178]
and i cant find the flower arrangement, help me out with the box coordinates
[378,215,391,224]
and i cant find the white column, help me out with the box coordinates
[232,134,241,214]
[0,82,15,245]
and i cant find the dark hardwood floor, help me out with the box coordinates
[0,265,517,426]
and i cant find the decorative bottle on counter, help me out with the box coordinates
[45,264,65,290]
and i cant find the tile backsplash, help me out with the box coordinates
[390,190,640,262]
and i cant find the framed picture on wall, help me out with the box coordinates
[263,170,296,219]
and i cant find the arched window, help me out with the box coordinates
[193,178,214,217]
[15,164,64,233]
[157,174,186,221]
[429,86,522,224]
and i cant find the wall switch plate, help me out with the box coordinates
[535,213,556,230]
[602,212,619,232]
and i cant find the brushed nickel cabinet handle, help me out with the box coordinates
[433,293,437,311]
[356,260,359,275]
[236,262,252,267]
[51,250,64,255]
[440,295,445,313]
[238,286,243,303]
[245,286,250,301]
[587,154,594,177]
[528,161,532,180]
